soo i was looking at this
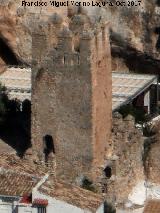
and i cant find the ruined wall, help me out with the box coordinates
[146,140,160,184]
[32,16,112,183]
[104,113,144,204]
[144,121,160,184]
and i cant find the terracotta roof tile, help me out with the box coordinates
[33,198,48,206]
[0,153,103,211]
[0,153,47,176]
[39,178,104,212]
[144,199,160,213]
[0,168,40,196]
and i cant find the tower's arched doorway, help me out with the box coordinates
[43,135,55,162]
[104,166,112,178]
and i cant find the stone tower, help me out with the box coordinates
[31,14,112,183]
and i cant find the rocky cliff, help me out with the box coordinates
[0,0,159,73]
[107,0,160,73]
[0,0,67,67]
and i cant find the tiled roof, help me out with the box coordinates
[1,68,157,111]
[112,72,157,111]
[144,199,160,213]
[0,153,47,176]
[39,178,104,212]
[0,66,31,101]
[0,168,40,197]
[33,198,48,206]
[0,153,103,210]
[0,153,103,211]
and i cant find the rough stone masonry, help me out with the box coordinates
[31,13,112,183]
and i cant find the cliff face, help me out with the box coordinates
[0,0,67,67]
[106,0,160,73]
[0,0,30,65]
[0,0,159,72]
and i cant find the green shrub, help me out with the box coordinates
[82,177,97,193]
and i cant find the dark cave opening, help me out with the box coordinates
[110,30,160,74]
[156,0,160,6]
[0,37,20,65]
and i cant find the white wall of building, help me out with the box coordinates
[96,204,104,213]
[0,204,12,213]
[144,91,150,113]
[18,204,37,213]
[0,192,104,213]
[0,197,36,213]
[116,207,144,213]
[0,197,18,213]
[33,190,102,213]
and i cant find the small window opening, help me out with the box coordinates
[77,55,80,65]
[98,60,101,67]
[104,166,112,178]
[43,135,55,162]
[63,55,66,64]
[74,45,80,53]
[73,35,80,53]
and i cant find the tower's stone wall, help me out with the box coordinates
[31,15,112,183]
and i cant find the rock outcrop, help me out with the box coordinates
[104,0,160,72]
[0,0,68,66]
[0,0,159,72]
